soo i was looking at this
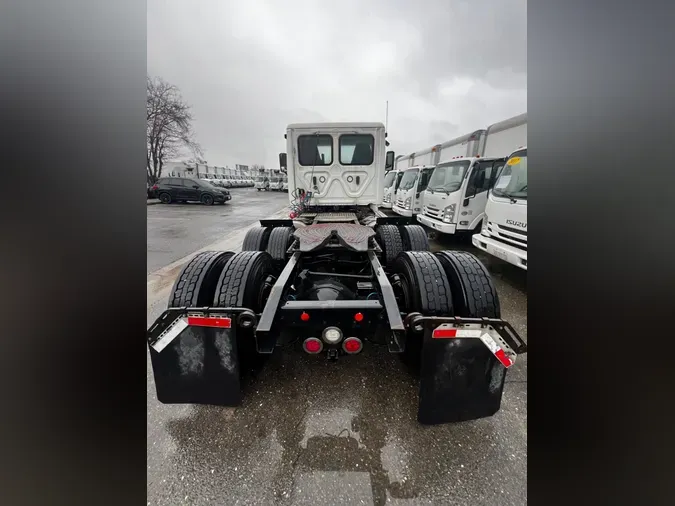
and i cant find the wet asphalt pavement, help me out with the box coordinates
[147,191,527,505]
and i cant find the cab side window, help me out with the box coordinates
[467,161,495,195]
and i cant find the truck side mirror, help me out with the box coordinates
[279,153,287,170]
[385,151,395,169]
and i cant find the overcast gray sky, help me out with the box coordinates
[148,0,526,169]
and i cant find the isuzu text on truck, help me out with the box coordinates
[146,121,526,425]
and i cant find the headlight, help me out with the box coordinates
[482,217,488,233]
[442,204,456,223]
[404,197,411,209]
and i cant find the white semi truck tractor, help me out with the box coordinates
[146,121,527,425]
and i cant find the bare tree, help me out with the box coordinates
[147,75,203,184]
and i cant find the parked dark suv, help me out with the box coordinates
[154,177,231,205]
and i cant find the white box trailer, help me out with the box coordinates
[482,112,527,161]
[437,130,485,163]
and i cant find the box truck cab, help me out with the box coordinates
[382,169,399,208]
[472,147,527,270]
[269,175,283,191]
[255,175,270,191]
[417,156,505,234]
[392,165,435,218]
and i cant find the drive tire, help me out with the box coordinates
[168,251,236,308]
[400,224,429,251]
[159,192,172,204]
[375,225,403,269]
[394,251,453,368]
[242,226,272,251]
[201,194,214,206]
[435,251,500,318]
[213,251,276,367]
[266,226,294,262]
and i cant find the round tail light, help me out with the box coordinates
[303,338,323,354]
[342,337,363,354]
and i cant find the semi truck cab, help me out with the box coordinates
[285,122,393,206]
[472,147,527,269]
[392,165,435,217]
[417,156,505,234]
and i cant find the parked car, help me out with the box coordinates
[155,177,231,205]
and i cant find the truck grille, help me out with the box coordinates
[423,205,442,219]
[396,197,405,207]
[487,222,527,250]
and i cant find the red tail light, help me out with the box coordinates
[343,337,362,354]
[303,338,323,354]
[151,185,158,190]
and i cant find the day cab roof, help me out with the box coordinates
[286,122,385,130]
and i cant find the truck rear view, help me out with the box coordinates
[146,121,526,425]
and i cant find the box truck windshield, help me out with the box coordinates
[399,168,419,190]
[394,171,404,190]
[427,161,470,194]
[493,150,527,200]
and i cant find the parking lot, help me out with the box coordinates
[147,188,527,506]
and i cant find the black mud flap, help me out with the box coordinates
[148,311,242,406]
[417,327,508,425]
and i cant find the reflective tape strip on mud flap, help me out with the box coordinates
[151,318,189,353]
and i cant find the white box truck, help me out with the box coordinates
[417,114,526,236]
[472,145,527,270]
[414,130,486,232]
[390,144,445,218]
[392,165,435,217]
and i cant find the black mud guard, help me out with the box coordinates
[417,326,507,424]
[149,318,241,406]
